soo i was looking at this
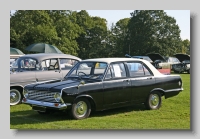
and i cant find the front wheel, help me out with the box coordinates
[145,91,162,110]
[10,89,22,106]
[71,98,91,120]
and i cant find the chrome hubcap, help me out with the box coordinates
[10,91,20,104]
[75,101,87,117]
[150,94,159,107]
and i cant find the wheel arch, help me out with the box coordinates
[10,85,24,94]
[150,88,165,97]
[75,95,96,111]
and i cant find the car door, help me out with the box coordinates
[103,62,131,108]
[126,62,156,103]
[36,58,62,82]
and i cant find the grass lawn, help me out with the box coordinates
[10,73,190,129]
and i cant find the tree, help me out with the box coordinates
[181,39,190,54]
[113,18,130,56]
[127,10,182,56]
[10,10,81,56]
[75,10,108,59]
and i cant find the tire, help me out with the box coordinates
[145,91,162,110]
[10,89,22,106]
[70,98,91,120]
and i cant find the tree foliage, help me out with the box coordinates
[10,10,81,56]
[127,10,182,56]
[10,10,186,58]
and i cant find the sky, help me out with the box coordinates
[86,10,190,41]
[10,10,190,41]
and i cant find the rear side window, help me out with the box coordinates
[126,62,151,77]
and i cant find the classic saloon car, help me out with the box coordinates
[172,53,190,74]
[10,53,81,106]
[22,58,183,120]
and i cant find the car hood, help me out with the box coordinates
[173,54,190,62]
[25,79,80,91]
[146,53,166,62]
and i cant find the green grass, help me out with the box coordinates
[10,73,190,129]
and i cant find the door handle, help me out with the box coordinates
[147,77,152,79]
[123,79,130,82]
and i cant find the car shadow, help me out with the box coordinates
[90,104,146,118]
[10,104,146,126]
[10,110,72,126]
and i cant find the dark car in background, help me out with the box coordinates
[146,53,171,69]
[22,58,183,120]
[10,53,81,106]
[172,53,190,74]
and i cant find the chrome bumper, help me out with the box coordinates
[22,99,71,110]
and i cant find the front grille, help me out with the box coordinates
[27,90,58,102]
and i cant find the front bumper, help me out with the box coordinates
[22,99,71,110]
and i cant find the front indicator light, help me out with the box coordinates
[54,103,59,107]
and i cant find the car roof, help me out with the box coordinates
[19,53,81,61]
[10,55,24,59]
[81,58,164,76]
[82,58,142,63]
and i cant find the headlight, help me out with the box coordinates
[54,92,61,102]
[23,89,29,98]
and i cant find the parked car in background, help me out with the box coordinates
[146,53,171,75]
[22,58,183,120]
[172,53,190,74]
[10,53,81,106]
[125,54,153,64]
[164,56,181,65]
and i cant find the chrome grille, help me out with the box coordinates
[27,90,58,102]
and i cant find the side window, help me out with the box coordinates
[143,64,151,76]
[59,58,78,70]
[19,58,37,71]
[127,62,144,77]
[41,59,59,71]
[94,62,107,75]
[110,63,126,78]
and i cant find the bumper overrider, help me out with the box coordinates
[22,99,71,110]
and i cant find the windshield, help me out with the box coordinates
[65,62,108,80]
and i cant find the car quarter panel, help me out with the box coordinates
[10,71,36,87]
[154,75,183,98]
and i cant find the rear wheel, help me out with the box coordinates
[10,89,22,106]
[70,98,91,120]
[145,91,162,110]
